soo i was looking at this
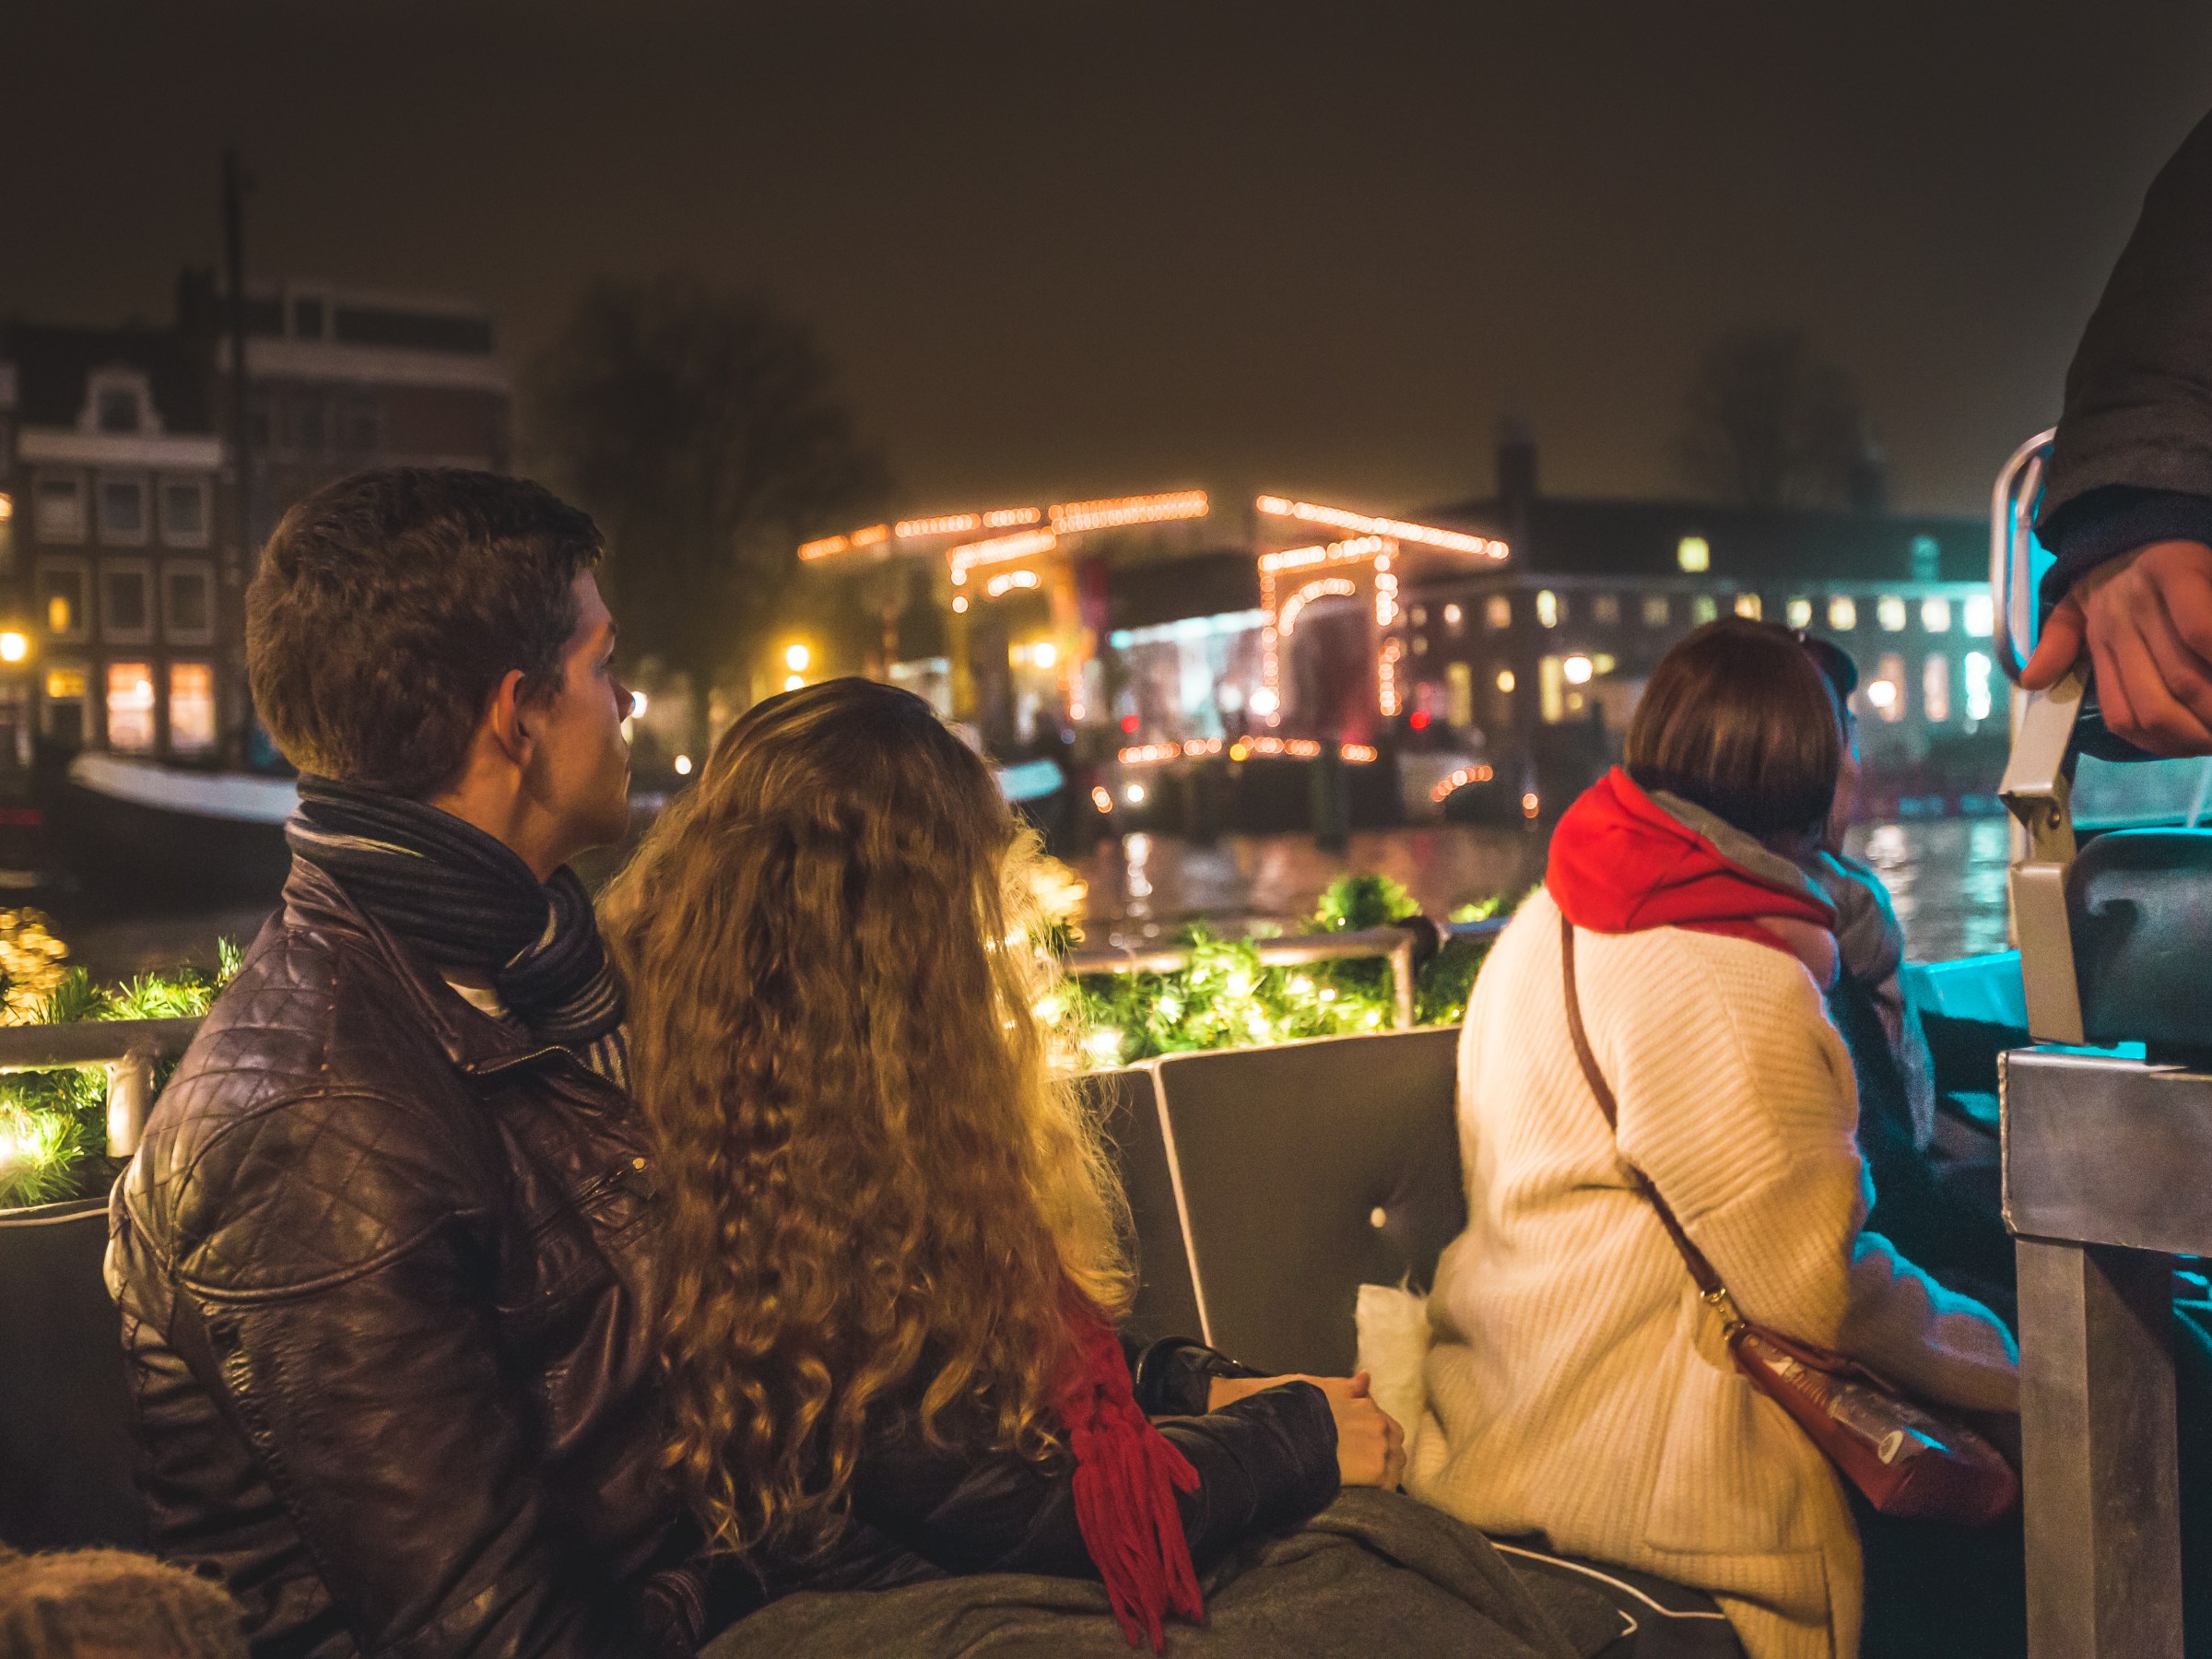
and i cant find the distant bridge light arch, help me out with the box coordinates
[1277,577,1360,636]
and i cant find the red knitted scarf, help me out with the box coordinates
[1053,1291,1204,1650]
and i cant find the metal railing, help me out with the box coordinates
[1990,426,2056,685]
[0,1017,204,1160]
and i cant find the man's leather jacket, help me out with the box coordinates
[107,860,699,1658]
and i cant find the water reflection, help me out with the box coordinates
[1082,817,2011,963]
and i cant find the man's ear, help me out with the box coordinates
[482,668,534,768]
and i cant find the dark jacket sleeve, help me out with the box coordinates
[2039,105,2212,601]
[145,1088,660,1659]
[847,1376,1339,1580]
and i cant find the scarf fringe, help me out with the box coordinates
[1055,1297,1204,1651]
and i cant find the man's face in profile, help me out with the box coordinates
[523,571,633,856]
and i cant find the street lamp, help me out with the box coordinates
[0,632,27,665]
[783,642,811,673]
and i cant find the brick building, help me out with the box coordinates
[0,323,234,766]
[178,273,511,551]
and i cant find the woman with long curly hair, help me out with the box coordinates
[601,678,1402,1651]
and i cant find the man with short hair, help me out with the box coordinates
[108,469,709,1656]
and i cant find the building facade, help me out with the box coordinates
[0,324,234,767]
[178,274,511,552]
[795,441,2006,822]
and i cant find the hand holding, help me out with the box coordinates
[2023,539,2212,756]
[1328,1385,1406,1489]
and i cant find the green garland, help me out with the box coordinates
[1,873,1522,1205]
[1059,875,1506,1069]
[0,943,240,1211]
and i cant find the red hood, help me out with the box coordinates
[1547,768,1834,955]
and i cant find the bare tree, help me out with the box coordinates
[1677,328,1877,510]
[524,276,890,748]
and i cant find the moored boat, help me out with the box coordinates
[50,753,297,905]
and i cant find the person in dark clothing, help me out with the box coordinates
[600,678,1399,1652]
[106,469,713,1658]
[2023,105,2212,757]
[1794,636,2018,1324]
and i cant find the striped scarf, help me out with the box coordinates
[285,776,629,1087]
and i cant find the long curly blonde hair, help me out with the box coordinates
[601,678,1132,1559]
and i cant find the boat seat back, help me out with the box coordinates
[2069,827,2212,1056]
[1136,1027,1465,1376]
[0,1196,145,1550]
[1082,1068,1206,1346]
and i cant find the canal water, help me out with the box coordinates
[37,816,2015,990]
[1076,815,2016,965]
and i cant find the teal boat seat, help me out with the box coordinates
[2068,828,2212,1058]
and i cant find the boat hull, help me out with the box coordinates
[50,758,294,907]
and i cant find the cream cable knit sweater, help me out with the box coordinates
[1406,888,2018,1659]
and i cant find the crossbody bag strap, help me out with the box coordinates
[1559,912,1745,1332]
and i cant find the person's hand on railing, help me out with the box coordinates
[2023,539,2212,756]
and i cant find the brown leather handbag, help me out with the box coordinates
[1559,914,2018,1525]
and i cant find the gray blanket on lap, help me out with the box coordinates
[701,1490,1617,1658]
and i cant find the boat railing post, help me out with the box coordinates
[1388,932,1416,1030]
[105,1041,159,1159]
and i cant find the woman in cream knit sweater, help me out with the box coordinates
[1405,621,2019,1659]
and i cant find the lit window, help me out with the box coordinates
[1786,597,1813,629]
[1641,594,1670,627]
[1964,651,1994,722]
[1593,594,1620,625]
[164,564,214,644]
[1677,535,1711,573]
[38,564,87,639]
[1443,603,1464,629]
[1871,653,1907,723]
[1409,606,1428,627]
[159,480,209,547]
[1486,594,1512,629]
[42,665,88,747]
[1734,594,1762,620]
[35,477,86,543]
[102,565,151,641]
[1692,594,1718,624]
[1877,595,1908,631]
[1963,594,1994,638]
[1535,590,1559,629]
[1446,662,1473,725]
[1539,656,1566,723]
[1496,668,1515,693]
[1829,595,1857,630]
[1923,654,1950,723]
[98,477,147,545]
[105,661,157,752]
[1921,597,1952,633]
[1911,535,1941,581]
[169,663,217,754]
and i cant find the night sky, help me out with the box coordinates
[11,2,2211,519]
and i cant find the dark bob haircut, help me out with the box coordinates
[1625,618,1841,841]
[247,467,604,796]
